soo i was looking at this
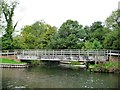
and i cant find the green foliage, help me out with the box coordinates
[83,40,102,49]
[70,61,80,65]
[48,19,83,49]
[2,0,18,50]
[92,40,102,49]
[1,2,119,50]
[103,9,120,50]
[15,21,57,49]
[58,19,80,49]
[103,29,120,49]
[89,21,105,43]
[30,60,42,66]
[83,41,92,49]
[105,10,119,29]
[90,61,120,70]
[12,35,27,49]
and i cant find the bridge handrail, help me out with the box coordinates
[1,50,120,56]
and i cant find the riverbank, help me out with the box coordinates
[0,58,28,68]
[89,61,120,73]
[59,61,120,74]
[1,58,120,73]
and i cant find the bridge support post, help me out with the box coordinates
[61,50,63,60]
[53,50,54,59]
[95,50,98,64]
[14,50,15,56]
[110,50,111,58]
[85,61,89,69]
[87,50,89,59]
[79,50,80,61]
[7,50,8,57]
[23,50,24,57]
[106,50,109,61]
[45,50,46,56]
[70,50,72,61]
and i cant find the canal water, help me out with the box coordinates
[1,65,119,89]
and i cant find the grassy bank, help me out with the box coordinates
[0,58,26,64]
[89,61,120,73]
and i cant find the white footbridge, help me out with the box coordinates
[1,50,120,62]
[16,50,109,62]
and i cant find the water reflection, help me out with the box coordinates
[1,66,119,88]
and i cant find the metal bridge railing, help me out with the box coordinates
[1,50,119,61]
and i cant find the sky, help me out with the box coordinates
[12,0,119,30]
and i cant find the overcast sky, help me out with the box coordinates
[13,0,119,30]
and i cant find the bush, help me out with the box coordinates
[70,61,80,65]
[89,61,120,73]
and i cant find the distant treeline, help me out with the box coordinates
[1,0,120,50]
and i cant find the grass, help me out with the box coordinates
[0,58,26,64]
[89,61,120,69]
[70,61,81,65]
[102,61,120,69]
[89,61,120,73]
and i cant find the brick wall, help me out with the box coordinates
[109,56,120,62]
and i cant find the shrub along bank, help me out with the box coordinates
[89,61,120,73]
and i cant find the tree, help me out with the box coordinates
[17,21,57,49]
[105,10,120,29]
[48,19,82,49]
[1,0,18,49]
[103,29,120,50]
[58,20,79,38]
[92,40,102,49]
[83,40,102,49]
[83,41,93,49]
[82,26,90,41]
[89,21,104,43]
[103,10,120,50]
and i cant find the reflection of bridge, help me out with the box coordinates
[1,50,120,62]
